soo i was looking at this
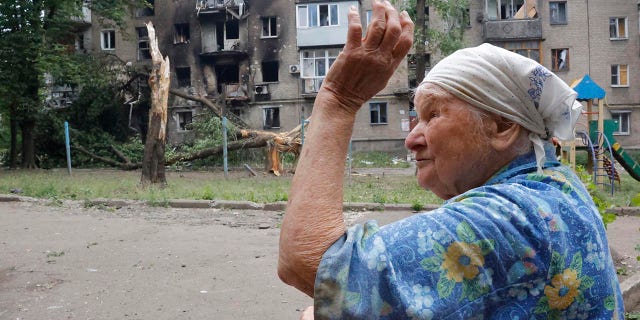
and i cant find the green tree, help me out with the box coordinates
[0,0,145,169]
[393,0,469,85]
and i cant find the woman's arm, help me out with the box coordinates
[278,0,414,297]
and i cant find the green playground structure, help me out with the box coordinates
[592,120,640,182]
[567,74,639,194]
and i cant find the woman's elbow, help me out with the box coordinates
[277,255,316,297]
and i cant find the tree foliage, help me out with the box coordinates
[0,0,146,168]
[393,0,469,57]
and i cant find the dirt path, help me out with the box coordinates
[0,200,311,320]
[1,198,638,319]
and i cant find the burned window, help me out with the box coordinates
[101,30,115,50]
[174,23,190,44]
[370,102,388,124]
[177,111,193,131]
[551,49,569,71]
[135,0,154,17]
[261,17,277,38]
[176,67,191,87]
[136,27,151,60]
[610,17,628,39]
[225,19,239,39]
[611,64,628,86]
[261,61,279,82]
[549,2,567,24]
[263,107,280,129]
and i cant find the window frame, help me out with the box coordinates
[296,4,340,28]
[173,23,190,44]
[495,41,541,62]
[369,101,388,125]
[549,1,567,25]
[262,107,281,129]
[261,16,278,38]
[300,48,340,93]
[176,110,194,132]
[611,111,631,135]
[611,64,629,87]
[610,17,628,40]
[101,30,116,50]
[136,27,151,60]
[551,48,569,72]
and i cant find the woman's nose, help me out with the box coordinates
[405,126,425,151]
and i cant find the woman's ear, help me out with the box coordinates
[490,117,522,152]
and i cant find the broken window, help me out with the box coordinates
[136,27,151,60]
[262,16,277,38]
[225,19,239,39]
[549,2,567,24]
[370,102,388,124]
[296,4,339,27]
[496,41,540,62]
[215,64,240,93]
[551,49,569,71]
[486,0,535,20]
[263,107,280,129]
[261,61,279,82]
[610,17,628,39]
[176,67,191,87]
[101,30,115,50]
[177,111,193,131]
[300,48,339,92]
[174,23,190,44]
[135,0,154,17]
[611,64,629,86]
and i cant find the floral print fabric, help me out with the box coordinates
[314,143,624,319]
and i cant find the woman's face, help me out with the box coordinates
[405,83,499,200]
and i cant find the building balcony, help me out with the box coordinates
[300,78,322,99]
[196,0,245,16]
[225,83,248,101]
[199,40,248,63]
[483,19,542,42]
[70,5,91,27]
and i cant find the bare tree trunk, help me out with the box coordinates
[415,0,427,84]
[8,103,18,169]
[140,22,170,187]
[20,118,37,169]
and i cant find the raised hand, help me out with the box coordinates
[320,0,414,115]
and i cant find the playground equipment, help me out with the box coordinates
[568,75,640,194]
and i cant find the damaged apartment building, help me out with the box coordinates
[80,0,413,153]
[431,0,640,149]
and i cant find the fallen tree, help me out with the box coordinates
[73,115,305,176]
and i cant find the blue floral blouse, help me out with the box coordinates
[314,143,624,319]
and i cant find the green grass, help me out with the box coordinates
[2,160,640,208]
[0,168,442,205]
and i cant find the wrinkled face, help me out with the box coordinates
[405,83,498,200]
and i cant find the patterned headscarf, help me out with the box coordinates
[421,43,583,173]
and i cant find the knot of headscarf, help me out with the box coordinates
[422,43,583,173]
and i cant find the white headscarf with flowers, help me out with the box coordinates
[422,43,583,173]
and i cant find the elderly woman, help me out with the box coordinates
[278,1,624,319]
